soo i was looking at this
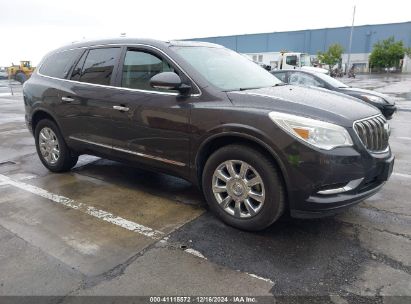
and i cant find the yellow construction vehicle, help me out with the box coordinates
[7,61,35,83]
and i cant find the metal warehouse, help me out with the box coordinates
[190,21,411,72]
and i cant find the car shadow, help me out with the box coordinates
[72,156,369,296]
[72,157,204,207]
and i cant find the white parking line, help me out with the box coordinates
[246,273,275,284]
[0,173,164,239]
[393,172,411,179]
[395,137,411,141]
[181,246,274,285]
[184,248,208,259]
[0,172,275,285]
[0,129,29,136]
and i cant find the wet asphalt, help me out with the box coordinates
[0,74,410,303]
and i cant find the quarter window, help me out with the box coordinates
[79,48,121,85]
[39,49,83,79]
[121,50,174,91]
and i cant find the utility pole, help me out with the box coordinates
[346,5,356,75]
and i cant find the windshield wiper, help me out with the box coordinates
[239,87,262,91]
[273,83,287,87]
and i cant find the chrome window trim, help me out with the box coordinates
[37,43,202,97]
[352,114,390,154]
[69,136,186,167]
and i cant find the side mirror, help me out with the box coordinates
[150,72,190,93]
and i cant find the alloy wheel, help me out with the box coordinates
[212,160,265,218]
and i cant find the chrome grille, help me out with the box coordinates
[354,115,389,152]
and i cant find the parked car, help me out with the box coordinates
[0,67,8,79]
[271,69,397,119]
[23,39,394,231]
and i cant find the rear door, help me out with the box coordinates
[36,48,84,137]
[63,47,123,154]
[109,46,195,173]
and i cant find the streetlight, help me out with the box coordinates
[346,5,356,75]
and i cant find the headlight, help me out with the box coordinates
[268,112,353,150]
[361,94,385,104]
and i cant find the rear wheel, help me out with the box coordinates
[34,119,78,172]
[202,145,285,231]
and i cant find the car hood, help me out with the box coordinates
[227,85,381,127]
[338,87,395,105]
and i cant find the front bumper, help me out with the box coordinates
[285,142,394,218]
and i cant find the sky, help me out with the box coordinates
[1,0,410,66]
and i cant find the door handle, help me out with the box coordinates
[61,96,75,102]
[113,105,129,112]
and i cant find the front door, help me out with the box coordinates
[109,47,195,174]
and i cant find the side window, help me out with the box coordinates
[70,51,87,81]
[273,72,287,82]
[39,49,83,79]
[121,50,175,91]
[286,55,298,66]
[289,72,321,87]
[79,48,121,85]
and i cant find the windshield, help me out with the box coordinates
[315,72,349,88]
[173,46,281,91]
[300,54,311,67]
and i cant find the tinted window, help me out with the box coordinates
[39,49,82,79]
[289,72,322,87]
[70,51,87,81]
[121,50,174,91]
[79,48,121,85]
[273,72,287,82]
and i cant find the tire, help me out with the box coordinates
[34,119,78,172]
[202,144,285,231]
[15,72,27,84]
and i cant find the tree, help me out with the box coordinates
[369,36,409,70]
[317,44,344,73]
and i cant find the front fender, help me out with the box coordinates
[192,123,291,200]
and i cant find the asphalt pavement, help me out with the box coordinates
[0,74,410,303]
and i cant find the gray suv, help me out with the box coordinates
[23,39,394,231]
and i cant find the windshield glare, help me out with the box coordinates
[173,46,281,91]
[315,72,349,88]
[300,54,311,67]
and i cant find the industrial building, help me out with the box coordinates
[190,21,411,72]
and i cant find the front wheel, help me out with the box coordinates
[34,119,78,172]
[202,145,285,231]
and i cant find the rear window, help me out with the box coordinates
[39,49,83,79]
[78,48,121,85]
